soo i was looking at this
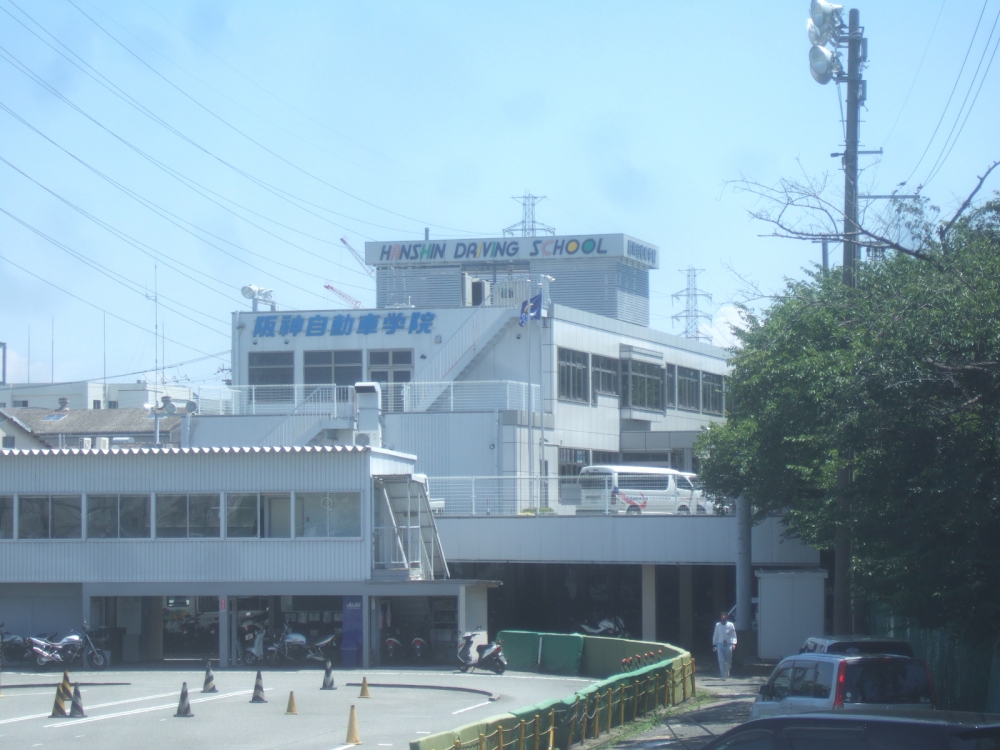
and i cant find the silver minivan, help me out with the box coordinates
[750,652,936,720]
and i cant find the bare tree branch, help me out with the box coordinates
[938,160,1000,250]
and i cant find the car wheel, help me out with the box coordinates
[677,506,690,515]
[625,506,641,516]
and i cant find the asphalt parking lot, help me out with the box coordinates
[0,665,593,750]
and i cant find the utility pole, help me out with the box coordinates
[842,8,862,289]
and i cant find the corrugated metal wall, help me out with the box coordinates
[531,258,650,326]
[0,446,418,585]
[377,266,462,308]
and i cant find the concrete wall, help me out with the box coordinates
[437,515,819,566]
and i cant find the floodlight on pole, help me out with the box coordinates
[809,45,838,84]
[240,285,276,312]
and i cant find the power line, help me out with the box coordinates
[79,350,229,385]
[0,252,227,361]
[923,7,1000,186]
[63,0,487,237]
[0,202,230,337]
[0,152,246,307]
[903,1,989,186]
[0,97,362,304]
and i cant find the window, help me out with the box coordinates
[220,492,291,538]
[248,352,294,385]
[768,665,793,700]
[369,350,413,412]
[665,364,677,408]
[843,659,933,705]
[107,401,119,409]
[87,494,151,538]
[0,496,12,538]
[592,451,618,465]
[304,351,333,384]
[702,373,724,415]
[156,494,221,538]
[558,348,589,403]
[622,360,664,411]
[13,400,28,407]
[296,492,361,538]
[2,436,14,449]
[334,350,363,386]
[18,495,82,539]
[93,400,102,410]
[677,367,701,411]
[558,448,590,476]
[619,473,670,490]
[591,355,619,397]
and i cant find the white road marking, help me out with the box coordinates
[44,690,253,728]
[330,744,357,750]
[0,690,181,726]
[415,731,431,735]
[452,701,492,715]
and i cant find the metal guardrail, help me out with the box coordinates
[427,475,723,517]
[195,381,538,417]
[195,385,356,417]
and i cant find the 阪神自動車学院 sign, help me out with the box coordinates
[249,311,436,338]
[363,234,658,269]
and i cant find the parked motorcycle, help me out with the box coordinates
[385,629,430,664]
[457,630,506,674]
[576,615,628,639]
[266,624,334,665]
[0,623,35,663]
[28,627,108,671]
[238,618,268,666]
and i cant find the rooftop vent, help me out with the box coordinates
[57,397,70,411]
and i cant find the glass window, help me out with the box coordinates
[813,661,834,698]
[334,350,364,387]
[87,495,151,539]
[558,448,590,476]
[768,665,793,700]
[0,496,12,538]
[558,348,589,403]
[18,495,81,539]
[304,351,333,385]
[789,663,815,697]
[591,355,619,397]
[592,451,618,465]
[2,436,14,449]
[261,493,291,538]
[369,351,390,366]
[842,660,933,705]
[702,373,724,415]
[296,493,361,538]
[156,494,220,538]
[622,360,664,411]
[677,367,701,411]
[665,364,676,407]
[248,351,294,385]
[227,493,259,538]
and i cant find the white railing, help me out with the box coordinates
[195,385,356,417]
[426,475,724,517]
[380,380,539,413]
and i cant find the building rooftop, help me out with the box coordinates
[4,406,183,440]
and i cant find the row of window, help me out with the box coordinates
[0,400,118,410]
[557,348,725,415]
[0,492,361,540]
[248,350,413,388]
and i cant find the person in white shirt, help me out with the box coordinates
[712,611,737,678]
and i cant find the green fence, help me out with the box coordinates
[409,634,695,750]
[872,615,1000,713]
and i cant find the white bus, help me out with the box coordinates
[576,465,714,515]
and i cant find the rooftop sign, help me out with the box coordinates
[364,233,659,269]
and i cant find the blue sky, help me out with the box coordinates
[1,1,997,386]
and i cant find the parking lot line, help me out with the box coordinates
[43,689,253,728]
[0,689,183,726]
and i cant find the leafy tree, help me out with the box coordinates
[698,192,1000,635]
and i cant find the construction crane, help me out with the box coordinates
[340,237,374,276]
[324,284,363,309]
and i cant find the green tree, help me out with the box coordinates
[699,193,1000,635]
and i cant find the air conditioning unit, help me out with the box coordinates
[96,437,110,451]
[462,275,492,307]
[79,437,92,450]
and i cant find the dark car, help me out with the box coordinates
[800,635,915,658]
[701,710,1000,750]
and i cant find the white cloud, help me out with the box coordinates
[700,303,747,350]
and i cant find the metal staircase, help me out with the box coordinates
[372,475,449,580]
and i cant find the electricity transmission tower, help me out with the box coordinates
[503,192,555,237]
[671,267,712,343]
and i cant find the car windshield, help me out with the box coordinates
[842,660,933,705]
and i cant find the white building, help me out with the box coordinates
[0,381,194,412]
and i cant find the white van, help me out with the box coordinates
[576,465,713,515]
